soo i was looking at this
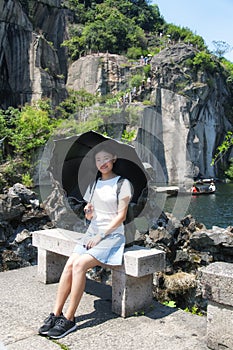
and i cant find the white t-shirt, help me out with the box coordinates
[84,176,132,235]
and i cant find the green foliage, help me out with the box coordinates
[225,158,233,180]
[121,129,136,143]
[191,51,217,72]
[61,0,210,64]
[0,102,54,158]
[165,23,206,50]
[0,111,7,139]
[125,105,143,126]
[221,59,233,85]
[61,35,85,60]
[62,0,163,58]
[64,0,164,31]
[22,172,33,188]
[1,158,28,188]
[134,310,145,316]
[56,89,97,119]
[130,74,144,88]
[127,46,143,59]
[163,300,177,308]
[184,305,203,316]
[0,107,21,135]
[54,114,104,138]
[211,131,233,166]
[9,102,56,155]
[142,99,153,106]
[143,64,151,78]
[64,5,147,55]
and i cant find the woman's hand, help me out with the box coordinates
[84,203,94,220]
[85,235,102,250]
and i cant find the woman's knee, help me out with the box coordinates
[63,254,79,273]
[73,256,97,274]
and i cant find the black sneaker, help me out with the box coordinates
[47,316,77,339]
[38,313,62,335]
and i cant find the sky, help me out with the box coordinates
[152,0,233,62]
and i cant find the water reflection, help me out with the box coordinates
[164,183,233,229]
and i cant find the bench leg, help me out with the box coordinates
[37,248,68,284]
[112,268,153,317]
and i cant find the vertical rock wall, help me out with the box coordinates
[0,0,33,108]
[135,44,232,183]
[0,0,67,108]
[136,91,191,184]
[67,53,130,95]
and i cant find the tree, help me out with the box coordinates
[212,40,231,58]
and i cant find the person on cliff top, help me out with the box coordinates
[38,144,132,339]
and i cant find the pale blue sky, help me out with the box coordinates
[152,0,233,62]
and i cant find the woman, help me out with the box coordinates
[38,144,132,339]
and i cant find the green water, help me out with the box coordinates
[164,183,233,229]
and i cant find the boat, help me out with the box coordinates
[191,184,216,195]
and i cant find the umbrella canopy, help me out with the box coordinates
[49,130,149,205]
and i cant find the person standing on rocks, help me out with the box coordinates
[38,144,132,339]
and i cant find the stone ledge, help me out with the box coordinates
[116,245,165,277]
[200,262,233,307]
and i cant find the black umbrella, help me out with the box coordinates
[49,130,149,207]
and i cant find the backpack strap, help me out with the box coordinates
[116,176,125,205]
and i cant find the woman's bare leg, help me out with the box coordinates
[64,254,99,321]
[53,253,79,316]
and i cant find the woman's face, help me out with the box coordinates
[95,150,116,174]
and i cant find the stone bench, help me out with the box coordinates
[32,228,165,317]
[200,262,233,350]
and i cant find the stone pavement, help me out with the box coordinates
[0,266,208,350]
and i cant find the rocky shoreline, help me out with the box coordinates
[1,183,232,312]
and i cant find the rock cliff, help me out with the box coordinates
[67,53,130,95]
[67,45,233,182]
[0,0,67,108]
[0,1,232,181]
[137,44,233,183]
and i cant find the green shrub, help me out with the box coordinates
[130,74,144,88]
[10,104,56,155]
[192,51,217,72]
[127,46,143,59]
[143,64,151,78]
[121,129,136,143]
[22,172,33,188]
